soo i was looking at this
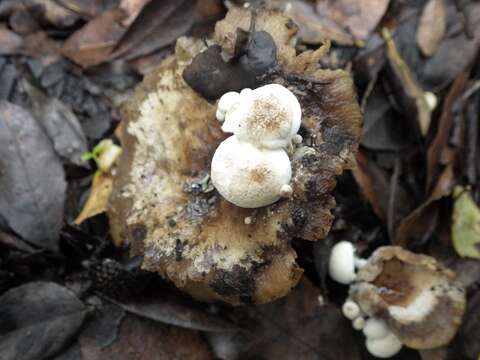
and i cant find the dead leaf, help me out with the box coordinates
[80,313,213,360]
[351,151,386,220]
[452,186,480,259]
[109,286,239,333]
[75,171,113,225]
[426,71,469,192]
[0,282,87,360]
[383,28,432,136]
[285,0,354,46]
[416,0,447,57]
[0,27,23,55]
[0,0,79,27]
[395,153,455,247]
[0,101,66,251]
[22,80,89,167]
[62,8,126,68]
[110,0,195,60]
[207,279,361,360]
[316,0,390,40]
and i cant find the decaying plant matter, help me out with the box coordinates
[108,8,362,305]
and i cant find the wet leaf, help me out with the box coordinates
[0,282,87,360]
[316,0,390,41]
[452,186,480,259]
[22,80,89,167]
[416,0,447,57]
[111,0,196,61]
[285,0,354,46]
[209,279,360,360]
[0,28,23,55]
[383,28,432,136]
[0,101,66,251]
[74,171,113,225]
[110,287,239,333]
[426,71,469,192]
[80,313,213,360]
[395,157,455,247]
[62,8,126,68]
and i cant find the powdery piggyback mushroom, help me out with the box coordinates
[108,8,362,305]
[349,246,466,350]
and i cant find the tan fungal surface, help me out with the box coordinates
[350,246,466,349]
[108,9,362,305]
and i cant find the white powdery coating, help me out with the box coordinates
[234,84,302,149]
[211,136,292,208]
[363,318,389,340]
[328,241,356,284]
[365,332,403,358]
[388,289,438,323]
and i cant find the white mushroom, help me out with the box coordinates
[352,317,366,330]
[342,299,362,320]
[363,318,390,340]
[216,91,241,129]
[328,241,364,284]
[211,136,292,208]
[365,332,403,358]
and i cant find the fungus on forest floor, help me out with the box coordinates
[108,8,362,305]
[330,242,466,357]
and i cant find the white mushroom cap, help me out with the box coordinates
[328,241,356,284]
[365,332,403,358]
[211,136,292,208]
[342,300,361,320]
[363,318,390,340]
[352,317,366,330]
[223,84,301,149]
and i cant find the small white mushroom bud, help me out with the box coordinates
[216,91,241,128]
[365,332,403,358]
[328,241,360,284]
[363,318,390,340]
[211,136,292,208]
[352,317,366,330]
[342,300,361,320]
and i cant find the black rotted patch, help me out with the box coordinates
[211,264,256,303]
[183,30,277,100]
[130,223,147,242]
[175,239,184,261]
[292,207,308,228]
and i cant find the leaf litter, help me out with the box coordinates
[0,0,479,359]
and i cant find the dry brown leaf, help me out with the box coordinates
[383,28,432,136]
[426,71,469,192]
[80,313,213,360]
[285,0,354,45]
[62,8,126,68]
[75,171,113,225]
[316,0,390,40]
[351,151,385,220]
[416,0,447,57]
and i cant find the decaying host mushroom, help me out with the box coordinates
[108,8,362,305]
[349,246,466,350]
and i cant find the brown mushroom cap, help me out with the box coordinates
[108,9,362,305]
[350,246,466,349]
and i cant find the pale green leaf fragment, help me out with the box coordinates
[452,186,480,259]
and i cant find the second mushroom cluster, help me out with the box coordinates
[329,242,466,358]
[212,84,301,208]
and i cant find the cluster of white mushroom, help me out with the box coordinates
[329,241,403,358]
[211,84,302,208]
